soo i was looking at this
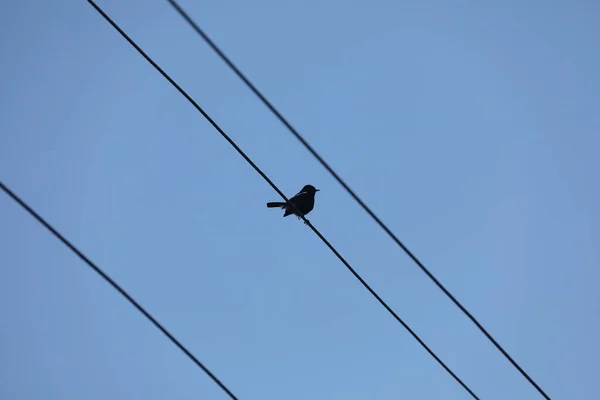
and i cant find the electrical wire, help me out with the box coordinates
[87,1,481,398]
[0,180,239,399]
[164,1,551,399]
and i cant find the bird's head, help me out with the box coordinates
[301,185,319,194]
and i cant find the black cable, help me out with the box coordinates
[0,181,239,399]
[87,1,480,398]
[164,1,551,399]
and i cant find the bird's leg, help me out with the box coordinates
[296,215,309,225]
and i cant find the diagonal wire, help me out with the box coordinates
[0,180,239,399]
[164,1,551,399]
[87,1,480,398]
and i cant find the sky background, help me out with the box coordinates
[1,0,598,399]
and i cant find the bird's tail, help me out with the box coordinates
[266,202,286,208]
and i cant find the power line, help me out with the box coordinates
[0,180,240,400]
[164,1,551,399]
[87,1,480,398]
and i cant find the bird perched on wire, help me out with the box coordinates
[267,184,319,221]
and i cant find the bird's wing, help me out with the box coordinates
[289,190,307,201]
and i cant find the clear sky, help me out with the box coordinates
[1,0,598,399]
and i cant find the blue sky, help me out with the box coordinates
[1,0,598,399]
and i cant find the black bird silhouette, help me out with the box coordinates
[267,184,319,220]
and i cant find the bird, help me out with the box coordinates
[267,184,319,220]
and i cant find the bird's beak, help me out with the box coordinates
[316,189,320,192]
